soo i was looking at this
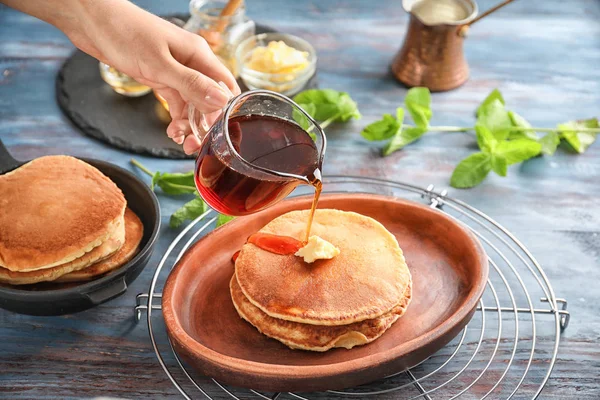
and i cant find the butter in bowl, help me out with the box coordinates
[236,33,317,96]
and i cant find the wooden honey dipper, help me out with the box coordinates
[199,0,244,50]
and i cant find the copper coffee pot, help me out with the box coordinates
[392,0,515,92]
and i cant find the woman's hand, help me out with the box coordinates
[2,0,240,154]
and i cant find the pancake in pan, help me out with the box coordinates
[56,208,143,283]
[235,209,411,326]
[231,273,412,351]
[0,155,126,272]
[0,216,125,285]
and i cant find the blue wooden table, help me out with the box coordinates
[1,0,599,398]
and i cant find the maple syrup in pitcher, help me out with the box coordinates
[191,90,326,245]
[196,115,321,211]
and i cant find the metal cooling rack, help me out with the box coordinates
[133,176,570,400]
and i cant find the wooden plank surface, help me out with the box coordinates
[0,0,599,398]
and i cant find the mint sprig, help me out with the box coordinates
[451,124,541,188]
[169,194,207,228]
[361,88,599,188]
[360,87,431,155]
[293,89,361,130]
[130,160,236,228]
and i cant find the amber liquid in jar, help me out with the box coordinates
[98,63,151,97]
[196,114,321,218]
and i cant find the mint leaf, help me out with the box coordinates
[477,99,512,140]
[490,154,507,177]
[364,106,428,155]
[170,196,207,228]
[294,90,338,120]
[508,111,538,140]
[216,214,235,227]
[539,131,560,155]
[558,118,599,153]
[475,124,497,153]
[361,114,399,141]
[495,139,542,165]
[450,152,492,188]
[404,87,432,128]
[333,92,361,121]
[380,108,427,156]
[293,89,361,123]
[292,105,315,132]
[382,108,404,155]
[152,171,196,195]
[383,126,426,156]
[476,89,505,117]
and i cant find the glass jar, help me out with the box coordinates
[183,0,255,77]
[98,63,151,97]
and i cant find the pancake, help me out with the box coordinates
[235,209,411,326]
[56,208,143,283]
[0,216,125,285]
[231,273,412,351]
[0,155,126,272]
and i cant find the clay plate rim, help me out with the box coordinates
[162,193,489,381]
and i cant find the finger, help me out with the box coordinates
[173,135,185,145]
[166,119,191,138]
[155,87,186,120]
[185,35,238,94]
[171,35,239,96]
[164,62,230,114]
[183,134,203,154]
[231,82,241,96]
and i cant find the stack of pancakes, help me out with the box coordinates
[0,156,143,286]
[231,209,412,352]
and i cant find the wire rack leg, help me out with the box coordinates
[541,298,570,331]
[405,369,433,400]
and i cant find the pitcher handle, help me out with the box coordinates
[188,81,235,142]
[458,0,515,37]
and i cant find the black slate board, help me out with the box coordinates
[56,23,318,159]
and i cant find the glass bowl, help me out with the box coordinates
[235,33,317,97]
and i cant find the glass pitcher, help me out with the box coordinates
[189,90,326,216]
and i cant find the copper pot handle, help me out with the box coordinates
[458,0,516,37]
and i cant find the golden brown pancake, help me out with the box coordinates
[235,209,411,326]
[231,273,412,351]
[0,155,126,272]
[56,208,143,283]
[0,217,125,285]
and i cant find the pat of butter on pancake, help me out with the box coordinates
[295,235,340,263]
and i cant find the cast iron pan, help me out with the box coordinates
[0,140,161,316]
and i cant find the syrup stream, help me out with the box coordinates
[232,172,322,262]
[304,169,323,242]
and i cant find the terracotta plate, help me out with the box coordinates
[163,194,489,392]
